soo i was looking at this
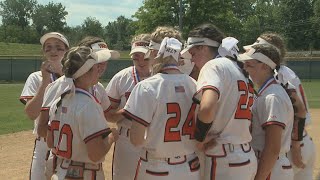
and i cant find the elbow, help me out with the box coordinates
[24,106,38,120]
[88,153,102,163]
[130,136,144,147]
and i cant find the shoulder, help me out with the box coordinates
[27,71,42,80]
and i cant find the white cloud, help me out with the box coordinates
[36,0,143,26]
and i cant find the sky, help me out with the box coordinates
[36,0,144,26]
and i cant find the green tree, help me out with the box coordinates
[278,0,314,50]
[133,0,181,34]
[81,17,104,38]
[0,0,37,29]
[32,2,68,35]
[105,16,135,50]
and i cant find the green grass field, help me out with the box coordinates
[0,42,131,59]
[0,80,319,135]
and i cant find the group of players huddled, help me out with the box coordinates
[20,23,315,180]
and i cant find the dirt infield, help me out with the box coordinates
[0,109,319,180]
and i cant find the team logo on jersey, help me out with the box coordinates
[62,107,67,113]
[175,86,185,93]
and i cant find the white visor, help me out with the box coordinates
[243,37,280,53]
[72,49,113,79]
[149,40,161,50]
[90,42,120,62]
[130,41,149,55]
[40,32,69,48]
[181,37,220,57]
[238,48,277,69]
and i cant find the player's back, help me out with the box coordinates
[140,73,197,158]
[196,58,254,146]
[51,89,108,164]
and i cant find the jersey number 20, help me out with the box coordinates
[164,103,197,142]
[51,120,73,159]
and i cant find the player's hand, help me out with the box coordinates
[107,128,119,144]
[291,141,305,169]
[197,136,217,152]
[41,60,52,83]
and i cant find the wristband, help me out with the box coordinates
[194,117,212,142]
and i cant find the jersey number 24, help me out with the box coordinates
[164,103,197,142]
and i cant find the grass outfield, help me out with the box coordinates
[0,80,319,135]
[0,42,131,59]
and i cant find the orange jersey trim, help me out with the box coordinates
[19,96,33,105]
[195,85,220,99]
[261,121,286,129]
[122,109,149,127]
[84,128,111,143]
[108,96,121,103]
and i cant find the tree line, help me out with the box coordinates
[0,0,319,51]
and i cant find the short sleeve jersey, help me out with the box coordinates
[195,58,254,145]
[48,88,110,164]
[105,66,140,128]
[20,71,57,134]
[251,78,294,153]
[42,76,111,112]
[281,66,311,125]
[123,73,197,158]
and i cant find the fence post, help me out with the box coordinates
[10,56,13,81]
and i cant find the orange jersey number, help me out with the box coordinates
[164,103,197,142]
[51,121,73,159]
[235,80,254,120]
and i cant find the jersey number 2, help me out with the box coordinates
[164,103,196,142]
[235,80,254,120]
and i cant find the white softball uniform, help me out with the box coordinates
[123,73,200,180]
[41,76,111,179]
[251,77,294,180]
[48,88,110,179]
[278,65,316,180]
[42,75,111,112]
[105,66,143,180]
[20,71,57,180]
[195,58,257,180]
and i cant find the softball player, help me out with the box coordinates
[244,33,316,180]
[105,33,151,180]
[46,46,118,180]
[182,23,257,180]
[123,37,200,180]
[239,44,294,180]
[146,26,199,79]
[20,32,69,180]
[38,37,119,179]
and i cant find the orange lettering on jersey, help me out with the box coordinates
[56,124,73,159]
[234,80,254,121]
[164,103,181,142]
[164,102,197,142]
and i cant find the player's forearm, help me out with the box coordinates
[24,82,49,120]
[255,147,279,180]
[197,89,219,123]
[37,110,49,137]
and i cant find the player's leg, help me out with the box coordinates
[45,151,57,180]
[203,145,257,180]
[112,128,141,180]
[134,154,200,180]
[29,137,49,180]
[291,134,315,180]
